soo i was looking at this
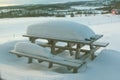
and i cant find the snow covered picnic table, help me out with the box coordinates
[23,20,109,59]
[10,19,109,73]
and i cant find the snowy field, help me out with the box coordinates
[0,14,120,80]
[71,6,100,10]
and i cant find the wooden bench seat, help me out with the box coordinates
[92,42,109,47]
[10,50,86,73]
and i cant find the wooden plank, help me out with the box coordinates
[23,35,92,44]
[92,42,109,47]
[48,62,53,68]
[75,44,81,59]
[39,43,51,47]
[94,35,103,40]
[16,54,22,58]
[50,40,56,54]
[38,60,43,63]
[92,35,103,41]
[73,68,78,73]
[79,47,100,60]
[67,42,74,56]
[89,44,95,60]
[29,37,37,43]
[28,57,32,64]
[39,43,90,53]
[10,50,85,68]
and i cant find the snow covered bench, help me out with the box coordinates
[10,42,86,73]
[23,20,109,59]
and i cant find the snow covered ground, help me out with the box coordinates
[71,6,100,10]
[0,14,120,80]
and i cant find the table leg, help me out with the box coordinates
[75,44,81,59]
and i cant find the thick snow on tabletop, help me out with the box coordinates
[27,20,96,41]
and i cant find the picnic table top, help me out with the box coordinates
[23,34,103,44]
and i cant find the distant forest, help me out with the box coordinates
[0,0,120,18]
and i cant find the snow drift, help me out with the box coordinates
[14,42,65,60]
[14,42,52,57]
[27,19,96,41]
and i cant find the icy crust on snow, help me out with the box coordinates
[27,20,96,41]
[14,42,53,57]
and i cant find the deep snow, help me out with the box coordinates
[27,19,96,41]
[0,14,120,80]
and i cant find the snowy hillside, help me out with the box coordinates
[0,0,94,5]
[0,14,120,80]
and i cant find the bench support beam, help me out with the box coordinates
[38,60,43,63]
[28,57,32,64]
[75,44,81,59]
[29,37,36,43]
[73,68,78,73]
[67,42,74,56]
[48,62,53,68]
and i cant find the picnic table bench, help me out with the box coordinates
[10,50,86,73]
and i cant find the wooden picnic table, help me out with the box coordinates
[10,20,109,73]
[10,34,109,73]
[23,34,109,60]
